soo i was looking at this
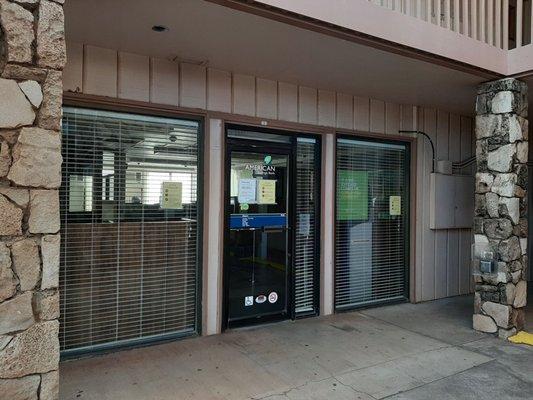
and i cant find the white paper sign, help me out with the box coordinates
[299,214,311,235]
[238,179,257,204]
[161,182,183,209]
[257,180,276,204]
[389,196,401,216]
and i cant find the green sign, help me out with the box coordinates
[337,170,368,221]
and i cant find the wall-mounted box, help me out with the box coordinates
[430,173,474,229]
[435,160,452,175]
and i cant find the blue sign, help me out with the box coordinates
[230,213,287,229]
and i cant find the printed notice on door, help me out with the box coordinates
[389,195,401,216]
[161,182,183,209]
[238,179,257,204]
[258,180,276,204]
[298,213,311,236]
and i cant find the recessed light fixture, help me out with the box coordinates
[152,25,169,33]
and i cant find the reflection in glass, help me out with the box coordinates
[335,139,408,310]
[227,151,289,323]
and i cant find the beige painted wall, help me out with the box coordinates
[63,42,475,325]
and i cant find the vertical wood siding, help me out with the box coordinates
[149,58,179,106]
[118,52,150,102]
[64,42,474,302]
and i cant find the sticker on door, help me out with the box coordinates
[244,296,254,306]
[268,292,278,304]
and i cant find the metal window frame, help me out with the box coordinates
[294,135,322,319]
[333,133,411,312]
[59,99,205,359]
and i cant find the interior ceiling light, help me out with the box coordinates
[152,25,169,33]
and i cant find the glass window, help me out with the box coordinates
[335,138,409,310]
[60,107,201,353]
[294,137,319,315]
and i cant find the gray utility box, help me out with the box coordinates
[430,173,474,230]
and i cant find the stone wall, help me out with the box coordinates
[0,0,65,399]
[473,78,528,339]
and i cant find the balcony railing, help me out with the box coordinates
[371,0,532,49]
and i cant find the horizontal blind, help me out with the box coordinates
[60,107,200,352]
[335,138,408,310]
[294,138,319,315]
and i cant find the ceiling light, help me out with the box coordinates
[152,25,169,33]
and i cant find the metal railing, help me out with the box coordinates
[371,0,532,50]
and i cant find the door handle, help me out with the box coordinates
[261,227,288,233]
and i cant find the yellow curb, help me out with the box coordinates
[508,331,533,345]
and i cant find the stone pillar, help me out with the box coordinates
[0,1,65,399]
[473,78,528,339]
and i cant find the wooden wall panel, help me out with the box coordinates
[84,45,117,98]
[298,86,318,125]
[434,110,449,299]
[447,113,461,297]
[370,99,386,133]
[421,108,437,301]
[447,228,460,297]
[64,42,83,93]
[448,114,462,163]
[413,108,422,301]
[354,96,370,132]
[400,105,415,131]
[436,111,450,160]
[459,116,474,295]
[207,68,232,113]
[180,63,207,109]
[278,82,298,122]
[118,52,150,102]
[412,108,474,302]
[385,102,401,135]
[65,42,476,304]
[256,78,277,119]
[336,93,353,129]
[414,108,424,301]
[150,58,179,106]
[232,74,255,116]
[318,90,335,127]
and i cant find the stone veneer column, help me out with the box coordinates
[0,1,65,399]
[473,78,528,339]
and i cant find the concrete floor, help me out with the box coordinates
[60,295,533,400]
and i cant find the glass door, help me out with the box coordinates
[225,148,291,326]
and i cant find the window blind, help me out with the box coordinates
[294,138,319,316]
[60,107,200,353]
[335,138,409,310]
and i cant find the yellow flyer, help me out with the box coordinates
[258,180,276,204]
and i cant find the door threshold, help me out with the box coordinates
[226,318,292,332]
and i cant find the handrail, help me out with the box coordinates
[370,0,533,50]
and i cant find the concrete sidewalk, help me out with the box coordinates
[60,295,533,399]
